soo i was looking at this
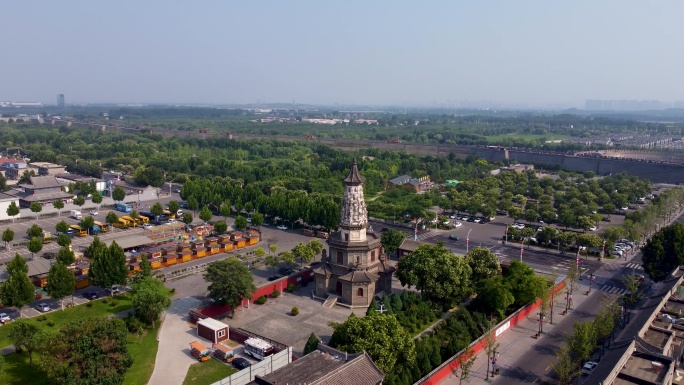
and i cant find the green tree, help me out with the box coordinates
[307,239,324,261]
[56,233,71,248]
[0,254,35,309]
[168,200,180,216]
[8,319,41,366]
[204,258,256,318]
[453,348,477,385]
[566,321,596,369]
[29,202,42,220]
[269,244,278,256]
[303,333,320,356]
[280,251,295,268]
[253,247,266,259]
[623,272,644,307]
[139,255,152,278]
[504,260,546,306]
[292,242,315,266]
[27,237,42,259]
[234,215,248,230]
[2,228,14,252]
[129,210,139,227]
[465,246,501,283]
[199,206,213,223]
[265,254,280,273]
[219,201,231,220]
[642,223,684,281]
[187,196,199,213]
[91,193,103,208]
[508,206,523,222]
[213,220,228,234]
[396,242,472,306]
[390,293,403,312]
[80,216,95,231]
[18,170,35,184]
[475,276,514,318]
[56,220,70,234]
[150,202,164,217]
[46,262,76,310]
[38,317,133,385]
[551,344,580,385]
[57,246,76,265]
[112,187,126,202]
[131,276,171,328]
[88,238,128,292]
[330,313,416,374]
[577,215,594,232]
[381,229,405,258]
[73,196,86,208]
[6,201,19,223]
[106,212,119,232]
[181,212,193,225]
[53,200,65,216]
[27,224,43,239]
[251,212,264,227]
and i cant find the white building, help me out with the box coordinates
[0,193,20,221]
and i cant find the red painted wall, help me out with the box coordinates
[416,280,566,385]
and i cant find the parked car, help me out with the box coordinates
[621,206,629,211]
[589,226,597,231]
[232,357,251,370]
[453,222,463,228]
[277,225,288,230]
[89,210,99,216]
[582,361,598,375]
[37,303,51,312]
[42,252,56,260]
[279,267,294,276]
[473,217,482,223]
[246,217,252,223]
[449,214,456,219]
[110,286,122,295]
[84,292,99,300]
[0,313,11,324]
[268,275,281,281]
[143,223,152,229]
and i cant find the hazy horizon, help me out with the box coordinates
[2,1,683,107]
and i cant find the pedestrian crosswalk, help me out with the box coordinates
[599,284,628,295]
[626,263,642,270]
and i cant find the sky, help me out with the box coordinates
[1,1,683,107]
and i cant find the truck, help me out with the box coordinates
[70,210,82,220]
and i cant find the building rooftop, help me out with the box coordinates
[197,317,228,331]
[104,235,154,250]
[253,344,384,385]
[19,175,66,190]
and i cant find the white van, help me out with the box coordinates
[70,210,82,220]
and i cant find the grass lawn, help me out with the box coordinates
[123,324,161,385]
[0,294,133,348]
[1,350,50,385]
[182,359,237,385]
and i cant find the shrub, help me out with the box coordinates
[287,283,295,293]
[291,307,299,316]
[272,290,281,298]
[124,314,145,333]
[101,298,109,304]
[46,321,55,327]
[109,300,118,307]
[86,302,93,308]
[256,296,268,305]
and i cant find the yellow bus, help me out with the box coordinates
[121,216,140,227]
[70,225,88,237]
[93,221,109,233]
[163,210,176,219]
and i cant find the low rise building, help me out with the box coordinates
[56,173,106,195]
[10,175,71,208]
[29,162,67,176]
[584,268,684,384]
[0,193,20,221]
[386,175,433,192]
[252,344,384,385]
[1,159,27,181]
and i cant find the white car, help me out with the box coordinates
[0,313,11,323]
[589,226,597,231]
[246,217,252,223]
[165,218,177,225]
[453,222,463,228]
[582,361,598,375]
[277,225,288,230]
[89,210,98,216]
[37,303,51,312]
[621,206,629,211]
[473,218,482,223]
[449,214,456,219]
[142,223,152,229]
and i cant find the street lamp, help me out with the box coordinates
[504,227,508,244]
[466,229,472,253]
[520,238,525,262]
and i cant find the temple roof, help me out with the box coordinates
[343,159,365,185]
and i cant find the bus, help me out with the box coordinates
[163,210,176,219]
[69,225,88,237]
[243,338,274,360]
[114,203,132,213]
[94,221,109,233]
[303,228,316,237]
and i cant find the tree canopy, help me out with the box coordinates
[396,243,472,306]
[0,254,35,308]
[330,313,416,374]
[642,223,684,281]
[131,277,171,328]
[465,247,501,283]
[204,258,256,316]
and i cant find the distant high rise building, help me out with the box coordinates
[57,94,65,109]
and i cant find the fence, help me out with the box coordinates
[415,276,566,385]
[209,346,292,385]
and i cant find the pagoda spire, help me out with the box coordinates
[343,158,365,185]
